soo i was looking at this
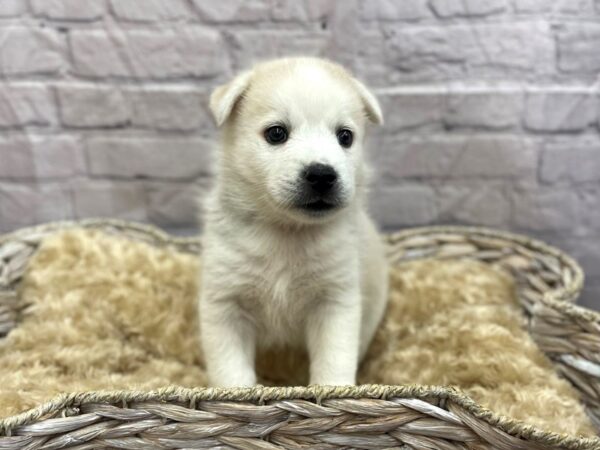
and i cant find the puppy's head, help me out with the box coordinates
[210,57,382,225]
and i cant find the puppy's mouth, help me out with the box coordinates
[298,199,338,213]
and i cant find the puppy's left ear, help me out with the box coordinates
[352,78,384,125]
[209,70,253,127]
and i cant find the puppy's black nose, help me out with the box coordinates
[304,163,338,194]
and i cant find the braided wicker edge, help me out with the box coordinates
[1,385,600,449]
[0,220,599,449]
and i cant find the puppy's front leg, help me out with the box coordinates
[306,288,361,385]
[200,299,257,387]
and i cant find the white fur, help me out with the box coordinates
[199,57,388,387]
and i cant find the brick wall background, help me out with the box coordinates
[0,0,599,310]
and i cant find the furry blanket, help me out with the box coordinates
[0,229,594,436]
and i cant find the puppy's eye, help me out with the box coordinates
[264,126,288,145]
[337,129,353,148]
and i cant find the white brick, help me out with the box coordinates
[512,188,578,231]
[72,182,146,221]
[126,88,211,132]
[57,85,130,128]
[147,181,210,226]
[437,184,511,226]
[512,0,593,14]
[0,140,40,178]
[579,187,600,231]
[554,237,600,280]
[524,91,597,132]
[0,84,56,128]
[430,0,507,17]
[0,183,73,232]
[454,138,537,178]
[86,137,213,179]
[580,284,600,311]
[0,136,84,178]
[360,0,430,20]
[379,91,444,130]
[31,0,105,20]
[0,27,65,75]
[540,142,600,184]
[384,22,554,77]
[444,92,522,129]
[229,30,328,70]
[369,184,438,228]
[341,30,389,85]
[110,0,190,21]
[191,0,269,22]
[376,136,536,181]
[70,27,227,79]
[0,0,27,17]
[557,23,600,73]
[378,88,522,131]
[272,0,335,21]
[374,137,452,180]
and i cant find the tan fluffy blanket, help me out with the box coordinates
[0,229,594,436]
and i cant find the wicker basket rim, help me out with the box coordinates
[1,385,599,449]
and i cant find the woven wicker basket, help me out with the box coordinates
[0,219,599,450]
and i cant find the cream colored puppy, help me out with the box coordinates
[199,57,388,387]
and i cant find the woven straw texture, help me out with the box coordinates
[0,220,599,450]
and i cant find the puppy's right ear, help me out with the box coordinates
[209,70,253,127]
[351,78,384,126]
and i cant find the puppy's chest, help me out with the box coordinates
[239,240,336,303]
[229,236,350,342]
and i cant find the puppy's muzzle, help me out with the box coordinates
[296,163,341,214]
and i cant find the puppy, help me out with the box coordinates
[199,57,388,386]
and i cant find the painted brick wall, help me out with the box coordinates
[0,0,599,309]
